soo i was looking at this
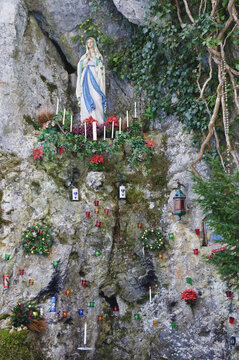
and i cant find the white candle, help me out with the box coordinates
[63,108,65,125]
[119,185,126,199]
[84,321,87,345]
[149,286,152,303]
[134,102,137,118]
[111,121,114,139]
[142,247,145,257]
[56,97,59,115]
[72,188,79,201]
[92,121,97,141]
[70,115,73,132]
[104,126,106,141]
[126,111,129,128]
[84,122,87,139]
[119,117,122,134]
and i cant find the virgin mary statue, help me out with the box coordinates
[76,37,106,124]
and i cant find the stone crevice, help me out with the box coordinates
[30,10,76,74]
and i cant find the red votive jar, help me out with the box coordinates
[193,249,199,255]
[86,211,91,218]
[226,291,232,298]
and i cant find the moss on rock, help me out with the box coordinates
[0,330,44,360]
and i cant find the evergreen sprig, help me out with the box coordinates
[22,225,54,256]
[192,158,239,288]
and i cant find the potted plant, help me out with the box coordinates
[88,154,104,171]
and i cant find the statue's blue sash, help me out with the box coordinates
[83,65,106,117]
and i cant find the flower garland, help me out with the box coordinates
[139,228,166,251]
[22,225,54,256]
[181,289,198,309]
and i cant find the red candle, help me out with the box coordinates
[229,317,235,324]
[96,221,101,228]
[94,201,99,206]
[19,269,24,276]
[113,306,118,312]
[195,229,200,236]
[86,211,91,218]
[82,280,87,287]
[193,249,199,255]
[104,209,109,215]
[3,275,9,289]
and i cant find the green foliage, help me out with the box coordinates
[139,228,166,251]
[0,330,44,360]
[108,1,236,145]
[37,116,155,172]
[22,225,54,256]
[11,302,41,328]
[192,158,239,288]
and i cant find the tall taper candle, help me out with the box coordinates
[126,111,129,128]
[104,126,106,141]
[92,121,97,141]
[70,115,73,132]
[149,286,152,303]
[119,117,122,134]
[63,108,65,125]
[111,121,114,139]
[56,97,59,115]
[134,102,137,118]
[84,321,87,345]
[84,122,87,139]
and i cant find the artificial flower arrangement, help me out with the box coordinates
[11,302,46,333]
[35,111,157,172]
[181,289,198,311]
[22,225,54,256]
[88,154,104,171]
[208,246,227,259]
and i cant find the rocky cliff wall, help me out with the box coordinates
[0,1,238,360]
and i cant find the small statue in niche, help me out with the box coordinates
[76,37,106,125]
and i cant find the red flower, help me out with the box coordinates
[144,139,156,148]
[32,147,44,160]
[181,289,198,302]
[26,239,30,242]
[32,246,36,249]
[89,154,104,165]
[40,231,43,233]
[58,146,65,155]
[105,115,119,127]
[83,116,98,125]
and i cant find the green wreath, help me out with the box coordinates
[139,228,166,251]
[22,225,53,256]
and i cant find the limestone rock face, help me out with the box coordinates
[112,0,149,25]
[0,1,239,360]
[0,0,68,157]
